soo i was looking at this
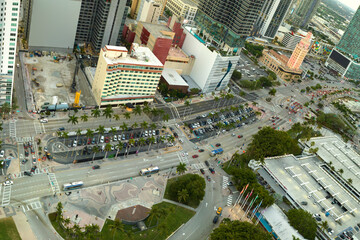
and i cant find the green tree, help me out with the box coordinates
[68,115,78,125]
[92,145,100,161]
[86,129,94,140]
[113,114,120,121]
[210,220,272,240]
[103,105,113,119]
[133,105,142,116]
[232,70,242,81]
[104,143,112,158]
[56,202,63,222]
[177,188,189,204]
[62,131,69,144]
[91,108,101,118]
[147,204,167,226]
[96,125,105,142]
[287,209,317,240]
[109,219,124,240]
[124,112,131,120]
[120,122,128,132]
[190,88,201,95]
[319,221,329,232]
[141,121,148,130]
[80,114,89,122]
[269,88,276,96]
[176,162,187,175]
[162,113,170,122]
[115,142,123,158]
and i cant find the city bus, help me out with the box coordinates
[139,166,160,176]
[210,148,224,157]
[63,181,84,191]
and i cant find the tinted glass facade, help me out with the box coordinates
[337,7,360,58]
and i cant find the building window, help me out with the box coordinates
[13,2,18,5]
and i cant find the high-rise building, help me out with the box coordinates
[136,0,161,24]
[24,0,128,53]
[252,0,292,39]
[0,0,20,105]
[337,6,360,58]
[92,44,163,106]
[194,0,264,49]
[287,32,312,70]
[288,0,320,28]
[165,0,198,25]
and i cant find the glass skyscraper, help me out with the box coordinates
[337,6,360,59]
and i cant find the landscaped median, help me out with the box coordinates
[0,217,22,240]
[49,201,195,240]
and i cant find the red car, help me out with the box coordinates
[198,149,204,152]
[200,169,205,174]
[215,143,221,147]
[206,176,211,182]
[192,154,199,158]
[105,137,110,143]
[238,135,243,138]
[87,139,91,145]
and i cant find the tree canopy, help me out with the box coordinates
[247,127,302,161]
[210,220,272,240]
[231,70,242,81]
[287,209,317,240]
[244,42,264,58]
[287,123,322,141]
[166,174,205,207]
[316,111,352,137]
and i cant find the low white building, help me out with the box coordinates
[181,27,240,93]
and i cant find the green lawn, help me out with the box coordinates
[0,217,22,240]
[50,202,195,240]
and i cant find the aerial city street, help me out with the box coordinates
[1,0,360,239]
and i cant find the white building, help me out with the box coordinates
[0,0,20,105]
[165,0,198,25]
[181,27,240,93]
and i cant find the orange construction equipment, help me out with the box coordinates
[73,90,81,108]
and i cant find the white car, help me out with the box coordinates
[100,136,104,143]
[3,180,13,186]
[0,150,4,157]
[40,118,48,123]
[113,135,117,141]
[73,140,77,147]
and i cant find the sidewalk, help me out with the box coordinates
[162,198,196,211]
[12,212,37,240]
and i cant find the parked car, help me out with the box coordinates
[213,215,219,224]
[205,160,210,167]
[21,159,28,165]
[206,176,211,182]
[200,169,205,174]
[215,143,221,147]
[100,136,104,143]
[24,171,32,176]
[31,166,37,173]
[0,150,4,158]
[3,180,13,186]
[198,149,204,152]
[238,135,243,138]
[192,154,199,158]
[216,207,222,215]
[73,140,77,147]
[209,168,215,174]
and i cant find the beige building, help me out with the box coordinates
[92,44,163,106]
[137,0,162,24]
[165,0,198,25]
[164,46,195,75]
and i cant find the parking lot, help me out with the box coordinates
[48,127,174,163]
[237,52,268,81]
[260,154,360,239]
[183,107,256,142]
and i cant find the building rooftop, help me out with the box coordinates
[162,68,189,86]
[179,0,198,7]
[140,22,174,39]
[167,47,189,59]
[103,44,163,67]
[116,205,150,223]
[265,50,302,74]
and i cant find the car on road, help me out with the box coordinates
[198,149,204,152]
[31,166,37,173]
[0,150,4,158]
[24,171,32,176]
[30,148,35,154]
[192,154,199,158]
[25,150,29,157]
[58,127,65,131]
[44,147,48,152]
[215,143,221,147]
[3,180,13,186]
[173,132,178,138]
[238,135,243,138]
[21,159,28,164]
[300,201,308,205]
[40,118,48,123]
[206,176,211,182]
[213,215,219,224]
[209,168,215,174]
[205,160,210,167]
[216,207,222,215]
[92,165,100,170]
[200,169,205,174]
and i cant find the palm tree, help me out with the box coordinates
[115,142,123,158]
[319,221,329,232]
[127,139,135,157]
[162,114,170,122]
[143,105,151,115]
[177,188,189,204]
[124,112,131,120]
[338,168,344,175]
[96,125,105,142]
[68,115,78,125]
[120,122,128,132]
[104,143,112,158]
[157,136,165,151]
[103,105,113,119]
[147,136,155,152]
[62,131,69,144]
[85,129,94,143]
[91,108,101,118]
[140,121,148,130]
[138,137,146,152]
[109,219,124,240]
[92,145,100,161]
[56,202,63,222]
[213,96,220,108]
[56,131,63,138]
[113,114,120,121]
[109,127,117,137]
[167,135,175,144]
[150,123,157,131]
[133,105,142,116]
[72,224,83,238]
[147,205,167,226]
[80,114,89,122]
[176,162,187,175]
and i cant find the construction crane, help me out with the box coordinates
[72,91,81,108]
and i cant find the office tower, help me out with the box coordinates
[195,0,264,48]
[92,44,163,106]
[337,6,360,58]
[288,0,320,28]
[165,0,198,25]
[0,0,20,105]
[287,32,312,70]
[137,0,161,24]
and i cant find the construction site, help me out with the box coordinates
[22,51,97,111]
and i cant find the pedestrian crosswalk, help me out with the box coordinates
[227,195,233,206]
[48,173,60,194]
[15,136,34,143]
[22,200,42,212]
[9,120,16,138]
[192,163,206,170]
[1,185,11,206]
[177,151,189,165]
[12,167,49,179]
[222,176,229,189]
[34,121,43,134]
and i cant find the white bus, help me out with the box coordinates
[63,181,83,190]
[139,166,160,176]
